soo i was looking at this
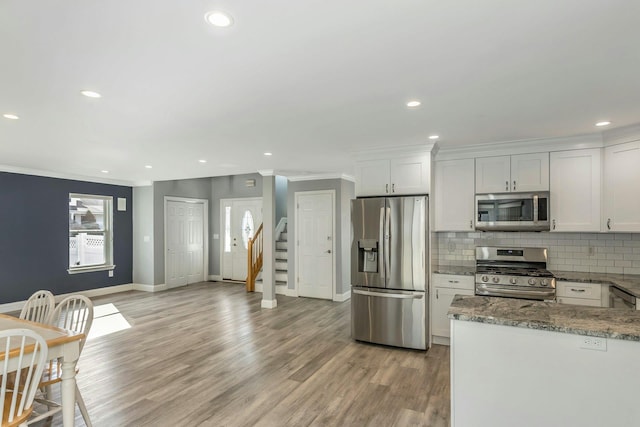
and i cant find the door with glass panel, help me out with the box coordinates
[221,198,263,281]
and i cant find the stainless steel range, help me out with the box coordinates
[475,247,556,301]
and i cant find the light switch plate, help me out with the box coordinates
[117,197,127,211]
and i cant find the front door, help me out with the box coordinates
[221,198,263,281]
[296,191,334,300]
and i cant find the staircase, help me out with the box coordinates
[251,219,288,293]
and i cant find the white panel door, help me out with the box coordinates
[166,201,187,288]
[221,198,262,281]
[475,156,511,193]
[297,192,334,300]
[434,159,475,231]
[550,149,601,232]
[604,141,640,232]
[186,203,204,284]
[510,152,549,192]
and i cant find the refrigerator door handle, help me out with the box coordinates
[379,207,385,282]
[384,205,391,287]
[353,289,424,299]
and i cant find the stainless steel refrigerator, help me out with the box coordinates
[351,196,429,350]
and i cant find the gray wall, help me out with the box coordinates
[287,178,355,296]
[133,186,154,285]
[210,173,263,276]
[275,175,288,224]
[153,178,212,285]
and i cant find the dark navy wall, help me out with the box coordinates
[0,172,133,303]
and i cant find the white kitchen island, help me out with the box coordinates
[448,295,640,427]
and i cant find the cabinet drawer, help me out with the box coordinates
[557,297,601,307]
[556,281,601,300]
[432,274,475,291]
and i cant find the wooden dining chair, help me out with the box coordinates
[0,329,48,427]
[29,295,94,427]
[18,291,55,325]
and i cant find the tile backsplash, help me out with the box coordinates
[433,232,640,275]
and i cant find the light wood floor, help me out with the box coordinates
[32,281,451,427]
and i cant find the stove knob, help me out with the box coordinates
[481,275,489,282]
[492,277,500,283]
[528,278,537,286]
[541,279,548,287]
[510,277,517,285]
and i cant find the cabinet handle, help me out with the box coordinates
[392,183,395,193]
[552,219,556,230]
[448,280,459,284]
[436,289,439,299]
[513,180,516,191]
[469,220,473,229]
[505,181,509,191]
[607,218,611,230]
[570,288,586,293]
[386,183,389,194]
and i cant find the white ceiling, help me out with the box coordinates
[2,1,640,186]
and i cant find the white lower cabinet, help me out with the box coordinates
[556,281,604,307]
[432,274,475,342]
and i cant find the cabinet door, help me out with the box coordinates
[550,149,601,232]
[434,159,475,231]
[475,156,510,193]
[356,159,390,197]
[389,155,430,195]
[604,141,640,232]
[511,152,549,192]
[432,287,474,338]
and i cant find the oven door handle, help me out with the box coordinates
[476,283,556,299]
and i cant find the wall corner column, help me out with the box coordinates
[259,171,277,308]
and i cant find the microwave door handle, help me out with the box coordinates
[533,195,539,223]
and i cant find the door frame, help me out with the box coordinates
[164,196,209,287]
[294,190,336,299]
[219,197,263,281]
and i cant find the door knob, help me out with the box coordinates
[326,249,332,253]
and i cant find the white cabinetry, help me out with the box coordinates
[356,154,430,197]
[603,141,640,232]
[475,152,549,193]
[432,274,474,342]
[556,281,604,307]
[434,159,475,231]
[550,148,601,232]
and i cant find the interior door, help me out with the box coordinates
[222,198,263,281]
[186,203,204,284]
[297,191,334,300]
[166,201,187,288]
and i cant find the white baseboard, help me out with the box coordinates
[333,289,351,302]
[432,335,450,346]
[133,283,167,292]
[261,299,277,309]
[208,275,222,281]
[284,287,297,297]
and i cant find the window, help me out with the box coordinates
[69,194,114,273]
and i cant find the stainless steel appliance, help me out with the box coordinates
[475,247,556,301]
[610,286,637,310]
[351,196,428,350]
[475,192,550,231]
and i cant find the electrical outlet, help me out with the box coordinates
[108,270,114,278]
[579,336,607,351]
[588,246,595,256]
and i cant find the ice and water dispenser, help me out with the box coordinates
[357,239,378,273]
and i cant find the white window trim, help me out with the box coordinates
[68,193,114,274]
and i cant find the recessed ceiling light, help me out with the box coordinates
[145,165,153,169]
[205,10,234,27]
[407,100,421,108]
[101,170,109,174]
[199,159,207,163]
[81,90,101,98]
[428,135,439,140]
[3,113,19,120]
[264,152,273,156]
[595,121,611,127]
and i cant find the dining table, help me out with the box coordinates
[0,313,84,427]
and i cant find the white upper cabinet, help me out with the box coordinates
[356,154,430,197]
[604,141,640,232]
[475,153,549,193]
[550,148,601,232]
[434,159,475,231]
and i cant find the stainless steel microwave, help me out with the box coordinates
[475,192,550,231]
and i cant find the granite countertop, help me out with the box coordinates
[448,295,640,341]
[432,265,476,276]
[553,270,640,298]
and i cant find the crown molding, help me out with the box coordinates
[287,173,355,182]
[257,169,276,176]
[0,164,135,187]
[352,142,437,161]
[602,123,640,146]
